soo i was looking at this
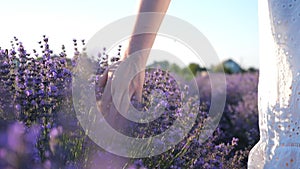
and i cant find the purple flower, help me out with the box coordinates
[15,104,21,111]
[49,85,57,93]
[231,137,239,146]
[37,89,44,96]
[25,90,33,96]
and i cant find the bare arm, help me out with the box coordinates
[96,1,171,164]
[98,0,171,114]
[119,0,171,101]
[122,0,171,66]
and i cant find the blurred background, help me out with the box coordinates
[0,1,260,168]
[0,0,258,69]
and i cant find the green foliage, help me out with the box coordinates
[148,61,207,80]
[188,63,206,76]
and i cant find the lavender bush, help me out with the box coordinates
[0,37,259,169]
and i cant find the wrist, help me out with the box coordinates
[122,50,149,68]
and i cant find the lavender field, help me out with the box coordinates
[0,37,259,169]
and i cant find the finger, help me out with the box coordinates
[128,82,142,103]
[109,61,121,71]
[109,102,124,129]
[111,77,131,114]
[129,73,145,103]
[107,61,121,78]
[104,80,128,127]
[100,78,113,116]
[110,104,132,134]
[102,78,112,103]
[98,61,120,88]
[98,68,109,88]
[110,61,130,110]
[133,85,143,103]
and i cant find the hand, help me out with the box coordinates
[97,57,146,128]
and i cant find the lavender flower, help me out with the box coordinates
[0,36,258,168]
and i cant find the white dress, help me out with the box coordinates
[248,0,300,168]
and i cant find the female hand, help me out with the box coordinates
[96,57,146,128]
[96,0,171,127]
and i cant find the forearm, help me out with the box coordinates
[123,0,171,64]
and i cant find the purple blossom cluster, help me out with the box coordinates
[196,72,259,149]
[220,73,259,149]
[200,72,259,169]
[0,36,75,161]
[0,37,259,168]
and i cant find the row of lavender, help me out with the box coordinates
[0,37,258,169]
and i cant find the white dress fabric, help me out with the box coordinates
[248,0,300,168]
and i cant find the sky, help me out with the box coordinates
[0,0,258,68]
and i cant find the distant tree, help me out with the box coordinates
[150,61,170,70]
[188,63,206,76]
[188,63,200,76]
[247,67,258,73]
[148,61,208,80]
[169,63,181,74]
